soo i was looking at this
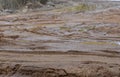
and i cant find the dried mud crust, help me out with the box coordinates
[0,63,120,77]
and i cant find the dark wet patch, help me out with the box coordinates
[100,50,120,54]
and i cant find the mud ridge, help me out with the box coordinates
[0,63,120,77]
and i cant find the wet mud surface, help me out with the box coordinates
[0,62,120,77]
[0,1,120,77]
[0,9,120,52]
[0,51,120,77]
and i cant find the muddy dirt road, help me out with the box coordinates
[0,1,120,77]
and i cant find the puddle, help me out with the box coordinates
[115,41,120,45]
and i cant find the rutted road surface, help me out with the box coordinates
[0,1,120,77]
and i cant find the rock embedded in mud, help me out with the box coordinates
[18,67,68,77]
[42,68,68,77]
[19,66,43,76]
[0,64,20,76]
[55,69,68,76]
